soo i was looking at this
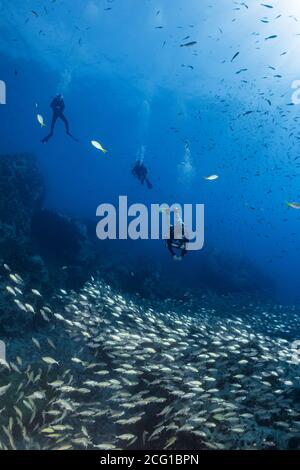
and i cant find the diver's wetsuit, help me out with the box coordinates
[166,225,188,259]
[132,162,153,189]
[42,95,77,144]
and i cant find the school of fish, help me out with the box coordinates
[1,264,300,450]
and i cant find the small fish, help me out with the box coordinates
[205,175,219,181]
[25,304,35,314]
[41,428,55,434]
[94,443,118,450]
[27,391,45,400]
[236,68,247,74]
[0,384,11,397]
[54,313,65,321]
[16,357,22,366]
[117,433,136,441]
[180,41,197,47]
[231,51,240,62]
[9,274,23,285]
[164,436,177,449]
[91,140,108,153]
[54,445,73,450]
[47,338,56,349]
[14,299,27,312]
[48,380,64,388]
[6,286,16,296]
[37,114,46,127]
[31,289,42,297]
[40,311,50,322]
[286,201,300,209]
[42,357,59,366]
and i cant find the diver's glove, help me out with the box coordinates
[173,255,183,262]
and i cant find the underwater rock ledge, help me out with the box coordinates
[0,153,96,335]
[0,153,44,269]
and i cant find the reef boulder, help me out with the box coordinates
[0,153,44,268]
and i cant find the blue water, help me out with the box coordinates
[2,1,300,452]
[1,0,300,303]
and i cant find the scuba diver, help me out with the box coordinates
[166,223,188,261]
[132,161,153,189]
[41,94,78,144]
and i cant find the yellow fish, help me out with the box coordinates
[37,114,46,127]
[286,201,300,209]
[91,140,108,153]
[205,174,219,181]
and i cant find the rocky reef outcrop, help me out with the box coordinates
[0,153,46,335]
[0,153,44,272]
[0,153,96,335]
[31,209,96,289]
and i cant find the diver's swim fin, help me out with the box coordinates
[41,135,51,144]
[67,132,79,143]
[146,179,153,190]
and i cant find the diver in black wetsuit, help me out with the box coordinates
[42,94,78,144]
[166,224,188,261]
[132,161,153,189]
